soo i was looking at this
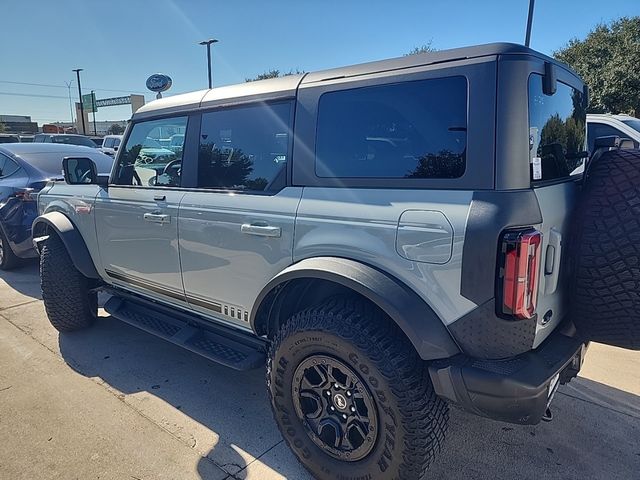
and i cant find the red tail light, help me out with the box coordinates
[498,228,542,320]
[13,188,38,202]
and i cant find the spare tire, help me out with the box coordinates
[569,148,640,349]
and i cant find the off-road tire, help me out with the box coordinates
[569,148,640,349]
[40,234,97,332]
[0,227,20,270]
[267,295,448,480]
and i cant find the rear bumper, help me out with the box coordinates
[428,329,586,425]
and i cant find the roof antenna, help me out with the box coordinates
[525,0,535,47]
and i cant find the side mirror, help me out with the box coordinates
[113,146,119,151]
[62,157,98,184]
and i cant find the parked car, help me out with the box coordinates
[89,136,104,147]
[587,114,640,152]
[33,133,98,148]
[32,43,640,480]
[0,143,113,269]
[19,135,34,143]
[0,134,21,144]
[100,134,123,157]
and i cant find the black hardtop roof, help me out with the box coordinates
[303,42,561,83]
[135,42,575,118]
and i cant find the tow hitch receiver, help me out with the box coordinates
[543,372,561,422]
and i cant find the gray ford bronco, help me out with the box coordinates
[33,43,640,479]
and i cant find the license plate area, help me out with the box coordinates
[547,373,560,402]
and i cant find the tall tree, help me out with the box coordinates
[245,69,304,82]
[107,124,124,135]
[405,41,436,56]
[554,17,640,115]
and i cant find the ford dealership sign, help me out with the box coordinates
[146,74,172,93]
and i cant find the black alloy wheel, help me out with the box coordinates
[292,355,378,462]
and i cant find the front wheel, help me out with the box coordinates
[267,296,448,480]
[40,234,97,332]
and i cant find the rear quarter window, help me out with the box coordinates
[0,154,21,178]
[528,74,586,183]
[315,76,467,179]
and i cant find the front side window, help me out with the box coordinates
[197,102,291,191]
[103,138,114,148]
[587,123,628,152]
[528,74,586,182]
[112,116,188,187]
[315,76,467,179]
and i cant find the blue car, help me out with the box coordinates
[0,143,113,269]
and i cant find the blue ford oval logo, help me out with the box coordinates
[146,74,172,93]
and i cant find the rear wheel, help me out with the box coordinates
[267,296,448,480]
[0,227,20,270]
[40,234,97,332]
[570,149,640,349]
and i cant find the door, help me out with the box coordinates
[527,74,585,347]
[179,101,301,328]
[94,115,190,306]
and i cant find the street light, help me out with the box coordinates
[64,80,75,124]
[199,38,219,89]
[91,90,97,136]
[525,0,535,47]
[72,68,86,135]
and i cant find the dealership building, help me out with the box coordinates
[0,114,38,134]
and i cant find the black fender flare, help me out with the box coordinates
[250,257,460,360]
[32,211,100,279]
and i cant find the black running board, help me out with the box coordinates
[104,296,266,370]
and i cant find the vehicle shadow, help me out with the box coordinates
[57,313,309,479]
[57,314,640,480]
[0,260,41,306]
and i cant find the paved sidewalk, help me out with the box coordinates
[1,262,639,479]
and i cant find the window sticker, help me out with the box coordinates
[532,156,542,180]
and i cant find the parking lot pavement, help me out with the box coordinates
[1,262,639,480]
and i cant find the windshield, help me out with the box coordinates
[621,118,640,133]
[51,135,97,148]
[528,74,586,183]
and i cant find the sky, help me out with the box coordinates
[1,0,637,126]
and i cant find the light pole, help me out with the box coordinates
[91,90,97,135]
[199,38,219,89]
[72,68,86,134]
[64,80,75,124]
[525,0,535,47]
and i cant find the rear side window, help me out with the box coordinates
[103,138,114,148]
[0,154,20,178]
[528,74,586,182]
[315,76,467,179]
[197,102,292,191]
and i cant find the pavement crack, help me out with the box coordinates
[0,299,40,312]
[558,391,640,420]
[233,439,285,476]
[0,385,12,392]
